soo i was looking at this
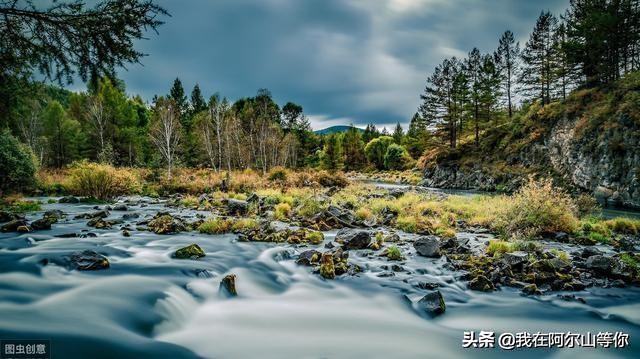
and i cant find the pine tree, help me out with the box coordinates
[479,54,502,127]
[392,122,404,144]
[190,84,207,114]
[465,48,482,146]
[520,11,559,105]
[169,78,188,118]
[342,125,366,170]
[495,30,520,118]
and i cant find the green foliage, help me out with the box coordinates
[383,144,411,170]
[268,167,288,183]
[364,135,394,170]
[321,133,343,169]
[386,245,403,260]
[0,129,37,193]
[0,198,41,213]
[486,240,514,257]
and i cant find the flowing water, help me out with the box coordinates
[0,196,639,358]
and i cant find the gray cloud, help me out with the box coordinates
[112,0,570,129]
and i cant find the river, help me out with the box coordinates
[0,196,639,358]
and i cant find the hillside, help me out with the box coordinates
[314,125,363,135]
[419,72,640,209]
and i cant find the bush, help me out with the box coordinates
[67,161,141,200]
[494,178,579,238]
[364,136,394,170]
[604,217,640,235]
[383,144,411,170]
[313,170,348,188]
[268,167,288,183]
[386,245,404,260]
[198,218,232,234]
[486,240,514,257]
[575,194,600,218]
[0,130,37,194]
[274,202,292,220]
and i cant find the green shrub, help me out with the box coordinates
[494,178,579,238]
[305,231,324,244]
[268,167,288,183]
[313,170,348,188]
[364,136,394,170]
[386,245,403,260]
[486,240,514,257]
[0,130,37,194]
[604,217,639,235]
[274,202,292,220]
[383,144,411,170]
[67,161,141,200]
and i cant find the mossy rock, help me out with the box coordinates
[174,243,206,259]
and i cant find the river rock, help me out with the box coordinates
[70,250,110,270]
[502,251,528,267]
[0,210,16,222]
[417,290,446,316]
[227,199,249,216]
[31,218,54,230]
[58,196,80,203]
[296,250,321,266]
[174,243,205,259]
[112,204,128,211]
[522,283,542,295]
[319,252,335,279]
[220,274,238,297]
[414,235,441,257]
[468,275,495,291]
[335,229,371,250]
[148,214,186,234]
[585,255,613,272]
[44,209,65,221]
[1,219,28,232]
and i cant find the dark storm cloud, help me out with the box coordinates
[114,0,570,130]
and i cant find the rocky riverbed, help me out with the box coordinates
[1,189,640,358]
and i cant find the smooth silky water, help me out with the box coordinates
[0,196,639,358]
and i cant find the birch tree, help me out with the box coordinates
[150,97,181,179]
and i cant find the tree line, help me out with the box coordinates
[419,0,640,149]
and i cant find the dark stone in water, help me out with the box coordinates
[70,250,110,270]
[1,219,28,232]
[335,229,371,250]
[220,274,238,297]
[148,214,186,234]
[122,213,140,220]
[296,250,321,266]
[113,204,128,211]
[56,233,79,238]
[416,281,440,290]
[522,283,542,295]
[581,247,602,258]
[319,252,335,279]
[44,209,65,221]
[468,275,495,291]
[58,196,80,203]
[414,235,441,258]
[0,210,17,223]
[417,290,446,316]
[31,218,54,230]
[174,243,205,259]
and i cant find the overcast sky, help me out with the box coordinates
[109,0,569,130]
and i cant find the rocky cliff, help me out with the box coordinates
[420,77,640,209]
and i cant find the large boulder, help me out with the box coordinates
[148,214,186,234]
[468,275,495,291]
[335,229,371,250]
[31,218,55,230]
[0,210,17,223]
[227,199,249,216]
[1,219,28,232]
[502,251,529,267]
[417,290,446,316]
[58,196,80,204]
[70,250,110,270]
[174,243,205,259]
[414,235,441,257]
[585,255,613,272]
[296,249,322,266]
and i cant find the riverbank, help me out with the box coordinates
[1,184,640,357]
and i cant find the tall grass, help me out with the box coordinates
[66,161,141,200]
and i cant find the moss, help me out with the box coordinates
[319,253,335,279]
[198,218,232,234]
[305,231,324,245]
[0,198,41,213]
[174,243,205,259]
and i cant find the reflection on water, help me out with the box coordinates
[0,197,638,358]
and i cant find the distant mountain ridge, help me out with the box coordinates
[314,125,364,135]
